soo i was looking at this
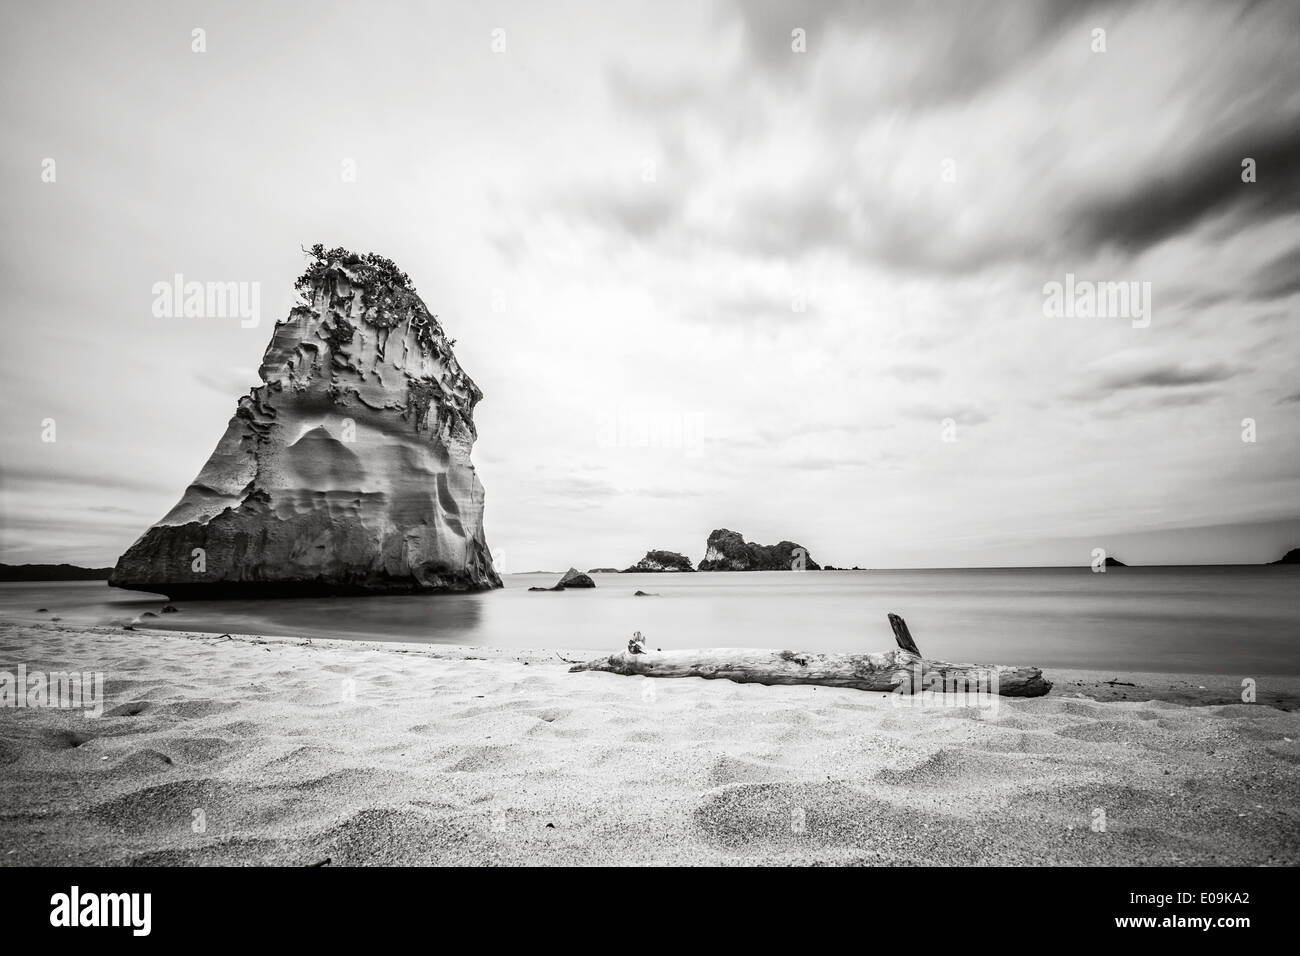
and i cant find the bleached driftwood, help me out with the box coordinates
[568,613,1052,698]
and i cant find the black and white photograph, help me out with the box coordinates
[1,0,1297,918]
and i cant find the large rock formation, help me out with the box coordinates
[1269,548,1300,565]
[110,246,502,598]
[623,550,696,573]
[696,529,821,571]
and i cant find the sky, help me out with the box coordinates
[1,0,1298,570]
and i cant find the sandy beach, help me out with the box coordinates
[2,621,1298,866]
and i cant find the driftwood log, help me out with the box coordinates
[568,613,1052,698]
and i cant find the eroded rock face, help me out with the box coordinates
[696,529,821,571]
[623,550,695,572]
[110,247,502,598]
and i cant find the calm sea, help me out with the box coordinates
[2,567,1297,675]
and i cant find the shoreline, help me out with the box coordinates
[2,622,1298,865]
[5,620,1296,710]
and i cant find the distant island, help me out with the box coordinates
[623,551,696,573]
[697,529,821,571]
[586,567,621,574]
[1105,556,1127,567]
[1270,548,1300,565]
[0,563,113,582]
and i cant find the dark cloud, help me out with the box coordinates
[1145,389,1222,408]
[1063,122,1300,256]
[1249,242,1300,301]
[1276,392,1300,405]
[1093,361,1238,392]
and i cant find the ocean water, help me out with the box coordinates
[2,567,1297,675]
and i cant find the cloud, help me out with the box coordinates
[726,0,1101,106]
[1145,389,1222,409]
[0,465,175,496]
[883,363,944,382]
[517,474,621,502]
[1063,122,1300,256]
[1249,243,1300,302]
[705,289,820,329]
[624,486,707,498]
[557,180,682,240]
[902,402,992,426]
[563,0,1300,281]
[1092,361,1239,392]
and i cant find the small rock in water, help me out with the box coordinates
[35,608,48,613]
[141,611,157,618]
[161,604,179,613]
[557,568,595,589]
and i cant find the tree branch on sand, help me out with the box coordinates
[567,614,1052,698]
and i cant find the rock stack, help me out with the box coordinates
[110,246,502,597]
